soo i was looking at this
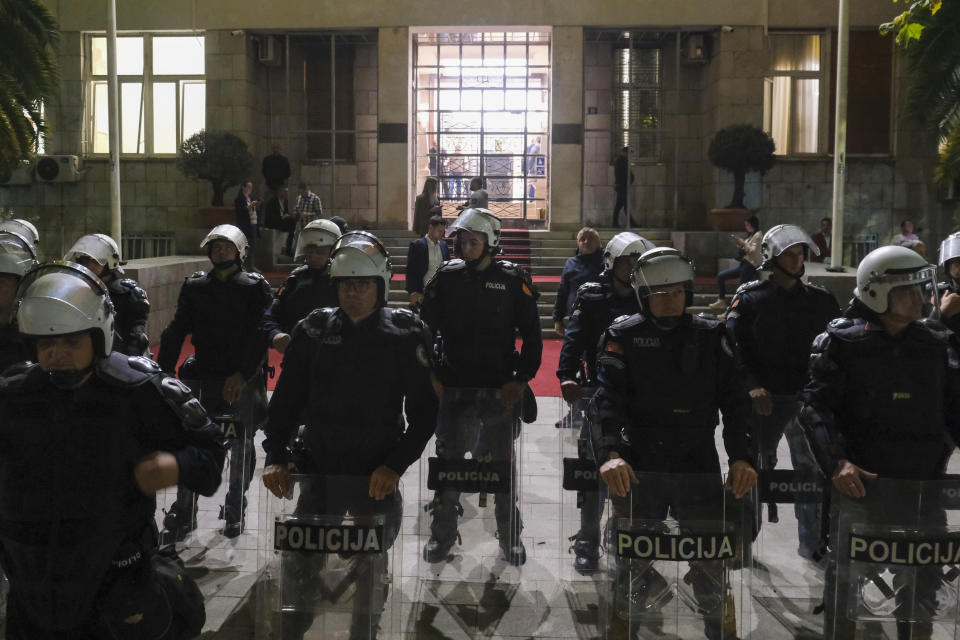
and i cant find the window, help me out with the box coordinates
[304,36,356,163]
[829,31,893,154]
[613,45,662,161]
[763,33,824,155]
[85,34,205,156]
[413,31,550,221]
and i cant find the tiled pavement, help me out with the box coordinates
[159,398,913,639]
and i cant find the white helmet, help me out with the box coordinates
[446,208,501,255]
[64,234,121,272]
[16,262,115,356]
[0,233,39,278]
[632,247,695,310]
[295,219,342,262]
[200,224,248,264]
[854,245,936,314]
[938,232,960,268]
[329,231,392,305]
[0,219,40,252]
[602,232,655,272]
[761,224,819,270]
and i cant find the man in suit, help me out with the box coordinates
[263,185,297,256]
[234,180,259,269]
[406,215,450,307]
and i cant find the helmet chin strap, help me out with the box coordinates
[48,367,93,390]
[212,258,239,271]
[773,259,805,281]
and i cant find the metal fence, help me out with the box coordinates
[122,233,175,260]
[843,232,879,267]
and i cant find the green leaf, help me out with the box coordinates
[931,0,942,15]
[905,22,926,41]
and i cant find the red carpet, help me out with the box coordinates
[158,337,563,397]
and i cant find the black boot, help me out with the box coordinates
[160,500,197,545]
[498,533,527,566]
[570,535,600,574]
[423,494,462,563]
[220,498,247,539]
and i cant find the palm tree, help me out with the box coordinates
[883,0,960,184]
[0,0,60,176]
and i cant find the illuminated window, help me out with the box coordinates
[763,33,823,155]
[613,45,662,162]
[85,34,205,156]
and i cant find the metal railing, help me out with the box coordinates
[844,232,878,267]
[122,232,175,260]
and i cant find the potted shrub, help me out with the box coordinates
[707,124,775,230]
[177,130,253,226]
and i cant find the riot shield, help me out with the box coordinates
[414,387,548,637]
[254,474,400,640]
[829,477,960,639]
[155,375,258,571]
[600,472,751,640]
[557,388,607,581]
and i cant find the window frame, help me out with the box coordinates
[82,32,206,158]
[613,43,664,164]
[763,29,831,157]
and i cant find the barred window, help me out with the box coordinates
[613,46,662,162]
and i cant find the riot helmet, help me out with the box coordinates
[938,232,960,272]
[64,233,121,275]
[295,219,341,263]
[446,208,501,263]
[200,224,248,270]
[16,262,115,359]
[632,247,695,323]
[761,224,819,278]
[0,232,39,279]
[0,219,40,253]
[603,231,655,285]
[854,245,936,314]
[329,231,392,306]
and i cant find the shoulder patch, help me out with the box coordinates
[608,313,645,334]
[154,375,208,428]
[691,312,721,330]
[439,259,466,272]
[127,356,161,373]
[94,352,155,387]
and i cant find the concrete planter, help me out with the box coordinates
[708,207,750,232]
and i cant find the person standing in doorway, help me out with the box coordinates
[612,146,637,227]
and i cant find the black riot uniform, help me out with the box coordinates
[157,267,272,539]
[556,273,640,571]
[0,353,225,638]
[420,257,542,562]
[726,277,839,553]
[263,305,439,639]
[594,311,751,640]
[105,275,151,356]
[0,322,28,372]
[800,315,960,639]
[261,263,338,339]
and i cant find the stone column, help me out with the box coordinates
[377,26,409,229]
[550,26,584,232]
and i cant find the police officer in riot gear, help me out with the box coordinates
[935,231,960,332]
[65,233,151,356]
[0,218,40,257]
[420,208,542,566]
[0,231,39,370]
[0,262,224,638]
[596,247,756,640]
[263,218,341,354]
[725,224,839,556]
[557,231,653,573]
[800,245,960,640]
[262,231,438,640]
[158,224,272,540]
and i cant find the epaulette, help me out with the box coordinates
[235,270,268,286]
[805,281,833,296]
[289,264,310,277]
[607,313,645,334]
[381,306,428,336]
[151,375,209,429]
[826,317,870,342]
[497,260,521,277]
[186,270,207,281]
[94,352,157,388]
[438,259,466,272]
[732,278,767,298]
[300,306,340,338]
[691,312,722,330]
[576,281,610,303]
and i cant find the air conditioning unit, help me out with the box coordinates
[35,155,80,183]
[0,160,33,186]
[258,36,281,66]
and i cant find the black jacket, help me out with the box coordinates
[0,354,224,629]
[725,278,840,395]
[421,258,542,388]
[594,312,751,473]
[261,153,291,191]
[234,192,255,241]
[405,236,451,295]
[263,196,293,231]
[107,276,151,356]
[0,323,28,373]
[157,269,272,381]
[553,250,604,321]
[556,274,639,384]
[262,265,339,339]
[800,316,960,480]
[262,306,439,476]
